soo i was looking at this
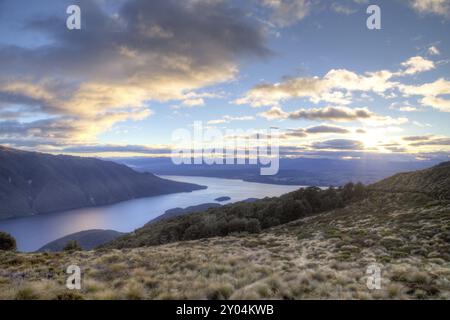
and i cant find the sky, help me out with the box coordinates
[0,0,449,161]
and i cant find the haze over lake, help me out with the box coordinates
[0,176,305,252]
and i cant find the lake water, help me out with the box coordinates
[0,176,305,252]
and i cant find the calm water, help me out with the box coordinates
[0,176,305,252]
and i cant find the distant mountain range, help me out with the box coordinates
[0,146,205,219]
[116,156,440,186]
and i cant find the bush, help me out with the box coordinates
[0,232,16,251]
[105,182,368,249]
[63,240,82,252]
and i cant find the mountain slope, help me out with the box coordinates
[37,229,124,252]
[0,146,205,219]
[0,184,448,299]
[370,161,450,200]
[0,162,448,300]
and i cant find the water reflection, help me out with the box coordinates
[0,176,305,252]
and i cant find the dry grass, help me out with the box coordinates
[0,193,449,300]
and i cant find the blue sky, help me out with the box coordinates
[0,0,449,160]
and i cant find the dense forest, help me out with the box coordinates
[104,182,367,249]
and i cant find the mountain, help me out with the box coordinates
[0,162,449,299]
[116,156,439,186]
[0,146,205,219]
[37,229,124,252]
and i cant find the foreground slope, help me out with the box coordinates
[0,163,449,299]
[0,146,204,219]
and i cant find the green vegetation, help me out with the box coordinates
[63,240,82,252]
[105,183,367,249]
[0,162,448,300]
[0,232,16,251]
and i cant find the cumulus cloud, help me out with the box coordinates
[236,67,398,107]
[399,56,435,75]
[236,56,439,108]
[399,78,450,112]
[259,106,290,120]
[409,0,450,17]
[0,0,268,146]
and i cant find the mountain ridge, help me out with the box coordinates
[0,146,205,219]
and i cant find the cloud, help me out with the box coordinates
[281,124,350,139]
[288,106,374,121]
[236,56,438,108]
[0,0,268,145]
[399,78,450,112]
[410,138,450,146]
[260,106,408,126]
[207,115,255,125]
[399,56,435,75]
[403,135,432,141]
[409,0,450,17]
[61,144,172,155]
[305,125,350,134]
[428,46,441,55]
[331,3,358,15]
[389,101,422,112]
[0,109,152,145]
[236,67,398,107]
[259,106,289,120]
[311,139,364,150]
[262,0,312,27]
[182,98,205,107]
[283,129,308,138]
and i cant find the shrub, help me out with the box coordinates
[63,240,82,252]
[0,232,16,251]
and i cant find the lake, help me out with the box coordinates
[0,176,306,252]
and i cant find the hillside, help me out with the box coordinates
[103,161,450,251]
[149,203,222,224]
[371,161,450,200]
[0,162,448,300]
[37,230,124,252]
[0,146,205,219]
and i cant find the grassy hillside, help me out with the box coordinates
[0,163,448,300]
[370,161,450,200]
